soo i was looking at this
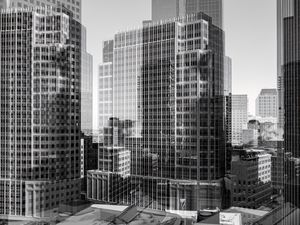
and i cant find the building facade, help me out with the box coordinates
[277,0,294,132]
[232,95,248,146]
[0,7,81,219]
[242,129,259,147]
[89,12,226,211]
[2,0,81,21]
[1,0,93,135]
[255,89,278,118]
[230,150,272,209]
[224,57,232,144]
[281,0,300,213]
[81,31,93,133]
[152,0,223,28]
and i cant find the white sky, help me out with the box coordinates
[82,0,277,129]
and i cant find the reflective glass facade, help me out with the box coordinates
[152,0,223,29]
[0,7,81,219]
[283,0,300,214]
[90,12,226,211]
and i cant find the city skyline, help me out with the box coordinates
[0,0,297,224]
[82,0,276,128]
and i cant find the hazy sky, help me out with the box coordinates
[82,0,277,128]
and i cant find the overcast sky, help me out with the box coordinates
[82,0,277,129]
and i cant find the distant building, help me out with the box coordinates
[256,89,278,118]
[232,95,248,146]
[224,56,232,143]
[224,56,232,172]
[152,0,223,28]
[229,149,272,209]
[242,129,259,147]
[81,27,93,134]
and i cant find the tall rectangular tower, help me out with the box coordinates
[0,7,81,219]
[232,95,248,146]
[5,0,81,21]
[277,0,294,132]
[3,0,94,135]
[89,12,226,211]
[152,0,223,28]
[281,0,300,212]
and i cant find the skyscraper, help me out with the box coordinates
[152,0,223,28]
[224,56,232,144]
[232,95,248,146]
[277,0,294,132]
[255,89,278,118]
[281,0,300,211]
[89,12,226,211]
[81,27,93,133]
[1,0,93,134]
[0,6,81,219]
[1,0,81,21]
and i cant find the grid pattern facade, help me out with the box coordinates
[255,89,278,118]
[98,63,113,140]
[0,7,81,218]
[152,0,223,29]
[232,95,248,146]
[277,0,294,131]
[4,0,81,21]
[224,56,232,145]
[81,50,93,133]
[89,12,226,211]
[185,0,223,28]
[231,150,272,209]
[283,0,300,214]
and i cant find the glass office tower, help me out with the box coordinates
[1,0,94,135]
[152,0,223,28]
[89,12,225,211]
[0,7,81,219]
[282,0,300,214]
[277,0,294,134]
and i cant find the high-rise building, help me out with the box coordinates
[81,27,93,133]
[280,0,300,212]
[1,0,81,21]
[224,57,232,143]
[232,95,248,146]
[0,7,81,219]
[1,0,93,135]
[242,129,259,147]
[152,0,223,28]
[255,89,278,118]
[224,56,232,173]
[98,40,114,141]
[277,0,294,132]
[89,12,226,211]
